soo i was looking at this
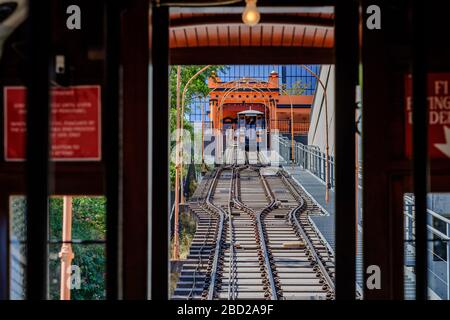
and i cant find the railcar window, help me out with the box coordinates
[9,196,106,300]
[404,193,450,300]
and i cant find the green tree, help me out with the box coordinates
[169,65,225,190]
[48,197,106,300]
[168,66,224,294]
[280,80,309,95]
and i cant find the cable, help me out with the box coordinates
[158,0,242,7]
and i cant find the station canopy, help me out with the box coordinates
[168,6,335,64]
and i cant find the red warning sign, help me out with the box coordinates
[405,73,450,159]
[4,85,101,161]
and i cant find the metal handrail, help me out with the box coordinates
[405,195,450,225]
[404,211,450,241]
[279,138,335,189]
[404,194,450,300]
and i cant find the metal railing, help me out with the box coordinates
[404,194,450,300]
[278,137,335,188]
[270,120,310,135]
[192,120,309,135]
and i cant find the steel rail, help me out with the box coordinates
[238,167,278,300]
[280,173,335,292]
[233,166,275,299]
[205,167,231,300]
[227,167,238,300]
[256,171,280,300]
[187,172,217,299]
[290,204,334,292]
[187,204,214,299]
[176,162,338,300]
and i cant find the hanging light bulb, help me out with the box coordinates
[242,0,260,27]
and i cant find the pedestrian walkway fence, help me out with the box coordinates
[278,137,335,188]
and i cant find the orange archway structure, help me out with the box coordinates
[207,71,314,137]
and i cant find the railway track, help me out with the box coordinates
[172,162,335,300]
